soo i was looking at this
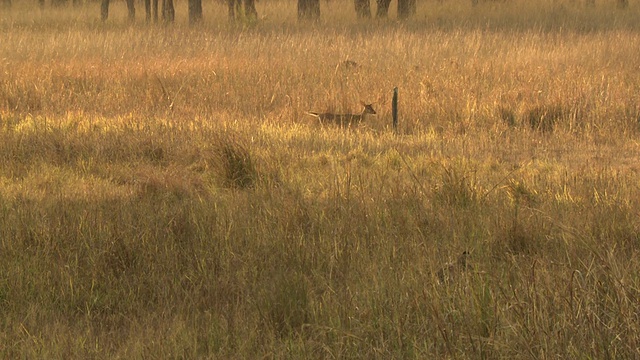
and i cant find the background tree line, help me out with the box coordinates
[1,0,629,23]
[0,0,418,22]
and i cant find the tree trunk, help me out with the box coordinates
[228,0,236,19]
[153,0,159,22]
[398,0,416,19]
[189,0,203,24]
[126,0,135,21]
[228,0,258,22]
[244,0,257,20]
[298,0,320,20]
[162,0,175,22]
[376,0,391,18]
[101,0,109,21]
[145,0,151,22]
[355,0,371,18]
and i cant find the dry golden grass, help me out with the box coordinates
[2,0,640,358]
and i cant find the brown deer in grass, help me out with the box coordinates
[307,101,377,127]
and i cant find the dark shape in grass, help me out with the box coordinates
[215,135,256,189]
[261,271,310,337]
[437,251,473,284]
[498,106,517,127]
[526,105,564,132]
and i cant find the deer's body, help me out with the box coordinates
[307,102,376,127]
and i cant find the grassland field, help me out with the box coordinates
[1,0,640,358]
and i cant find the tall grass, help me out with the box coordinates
[1,0,640,357]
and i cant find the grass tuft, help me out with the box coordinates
[435,162,481,208]
[214,133,257,189]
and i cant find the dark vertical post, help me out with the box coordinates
[392,87,398,133]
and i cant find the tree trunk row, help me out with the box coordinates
[29,0,635,23]
[228,0,258,22]
[100,0,416,23]
[378,0,416,18]
[101,0,178,23]
[38,0,82,6]
[298,0,416,20]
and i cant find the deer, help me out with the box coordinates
[306,101,377,127]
